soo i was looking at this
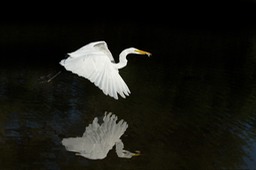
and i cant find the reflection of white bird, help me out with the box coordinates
[60,41,151,100]
[62,112,140,160]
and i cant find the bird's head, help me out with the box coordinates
[128,47,152,57]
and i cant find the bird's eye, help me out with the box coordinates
[123,150,129,154]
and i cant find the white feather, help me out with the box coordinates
[62,112,134,160]
[60,41,150,99]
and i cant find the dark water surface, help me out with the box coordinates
[1,23,256,170]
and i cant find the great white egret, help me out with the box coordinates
[62,112,140,160]
[59,41,151,99]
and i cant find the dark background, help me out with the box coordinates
[1,1,256,169]
[1,0,256,66]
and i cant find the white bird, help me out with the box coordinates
[59,41,151,100]
[61,112,140,160]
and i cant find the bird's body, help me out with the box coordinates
[62,112,139,160]
[60,41,151,99]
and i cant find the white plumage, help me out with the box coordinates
[60,41,151,99]
[62,112,139,160]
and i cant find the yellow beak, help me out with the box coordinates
[132,150,141,157]
[135,49,152,56]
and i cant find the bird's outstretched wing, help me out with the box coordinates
[93,41,115,62]
[60,41,130,99]
[82,112,128,150]
[101,112,128,148]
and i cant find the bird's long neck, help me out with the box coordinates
[114,49,129,69]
